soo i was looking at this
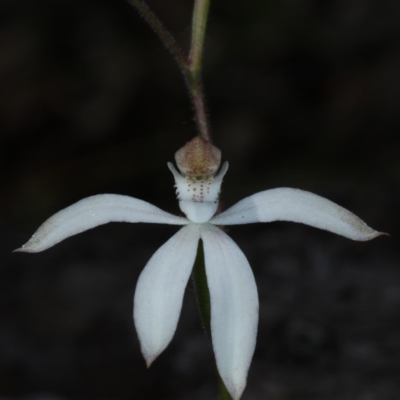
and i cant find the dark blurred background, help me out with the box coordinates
[1,0,399,399]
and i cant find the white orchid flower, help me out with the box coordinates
[15,138,383,400]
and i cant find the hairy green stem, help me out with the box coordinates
[189,0,210,79]
[127,0,211,141]
[125,0,187,70]
[192,241,211,338]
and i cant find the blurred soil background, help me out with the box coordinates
[1,0,399,399]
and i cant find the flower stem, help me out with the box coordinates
[186,0,212,141]
[125,0,187,70]
[192,241,211,337]
[193,241,233,400]
[127,0,212,142]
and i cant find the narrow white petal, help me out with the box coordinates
[210,188,383,241]
[15,194,188,253]
[201,224,258,400]
[134,224,200,366]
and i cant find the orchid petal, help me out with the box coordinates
[210,188,382,241]
[134,224,200,366]
[201,224,258,400]
[15,194,188,253]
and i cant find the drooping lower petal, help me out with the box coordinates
[201,224,259,400]
[210,188,383,241]
[134,224,200,367]
[15,194,188,253]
